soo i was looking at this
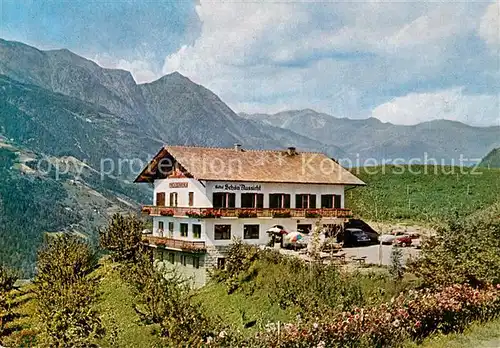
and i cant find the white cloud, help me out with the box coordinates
[159,0,496,125]
[371,88,500,127]
[479,0,499,51]
[92,54,157,83]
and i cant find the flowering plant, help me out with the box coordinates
[141,206,152,214]
[185,210,201,218]
[185,210,222,219]
[272,210,292,218]
[250,284,500,347]
[237,209,258,218]
[159,208,174,216]
[305,210,321,218]
[201,209,222,218]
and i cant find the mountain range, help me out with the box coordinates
[239,110,499,166]
[0,38,498,274]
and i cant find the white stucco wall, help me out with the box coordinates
[153,249,207,288]
[154,179,345,208]
[203,218,343,247]
[154,178,211,207]
[152,216,206,239]
[153,216,344,247]
[151,179,346,247]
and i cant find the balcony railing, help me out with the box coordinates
[141,206,352,219]
[142,235,206,253]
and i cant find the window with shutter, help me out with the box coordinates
[212,193,236,208]
[269,194,291,208]
[321,195,334,208]
[156,192,166,206]
[169,192,178,207]
[334,195,342,208]
[295,194,316,208]
[241,193,264,208]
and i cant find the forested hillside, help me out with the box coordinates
[0,148,79,273]
[0,143,148,276]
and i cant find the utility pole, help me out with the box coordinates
[378,241,383,266]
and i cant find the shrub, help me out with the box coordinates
[210,240,260,293]
[389,246,404,281]
[251,284,500,347]
[99,213,144,262]
[35,233,104,347]
[410,203,500,287]
[125,252,220,346]
[307,221,322,260]
[0,264,18,340]
[213,241,364,318]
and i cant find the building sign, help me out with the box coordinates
[169,182,188,188]
[214,183,262,191]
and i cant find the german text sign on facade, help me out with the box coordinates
[169,182,188,188]
[214,183,262,191]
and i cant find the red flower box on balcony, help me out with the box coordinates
[305,210,322,218]
[237,209,258,218]
[272,210,292,218]
[159,208,174,216]
[185,210,201,218]
[185,209,221,219]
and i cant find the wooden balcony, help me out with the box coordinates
[141,206,352,219]
[142,235,206,253]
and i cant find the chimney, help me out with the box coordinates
[234,143,242,152]
[287,146,297,156]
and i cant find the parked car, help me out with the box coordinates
[378,230,406,245]
[343,228,372,247]
[411,238,422,249]
[345,219,379,243]
[393,235,413,247]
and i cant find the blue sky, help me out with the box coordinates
[1,0,499,126]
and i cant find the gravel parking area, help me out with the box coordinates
[342,244,420,266]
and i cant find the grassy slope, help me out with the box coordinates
[346,165,500,224]
[405,317,500,348]
[195,261,421,336]
[95,260,163,348]
[196,282,294,333]
[4,260,163,347]
[3,259,499,347]
[480,148,500,168]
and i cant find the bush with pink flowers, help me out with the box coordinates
[241,284,500,347]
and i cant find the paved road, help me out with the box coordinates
[342,244,420,266]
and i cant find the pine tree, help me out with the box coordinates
[308,220,322,260]
[99,213,144,262]
[389,246,404,281]
[35,233,104,347]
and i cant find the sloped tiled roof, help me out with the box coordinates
[134,145,365,186]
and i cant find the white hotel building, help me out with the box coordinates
[135,145,365,286]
